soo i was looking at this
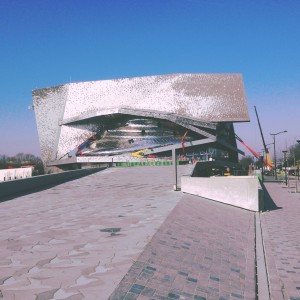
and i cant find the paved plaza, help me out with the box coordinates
[109,193,256,300]
[0,166,300,300]
[261,180,300,300]
[0,166,190,300]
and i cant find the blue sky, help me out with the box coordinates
[0,0,299,159]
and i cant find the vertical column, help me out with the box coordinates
[172,148,178,190]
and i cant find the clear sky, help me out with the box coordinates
[1,0,299,159]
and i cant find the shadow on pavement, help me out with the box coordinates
[261,182,282,211]
[0,182,72,203]
[0,169,104,204]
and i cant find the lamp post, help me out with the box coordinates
[260,153,264,182]
[172,148,178,191]
[282,150,288,186]
[261,149,265,174]
[270,130,287,180]
[297,140,300,180]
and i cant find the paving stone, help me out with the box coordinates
[167,292,180,299]
[36,288,60,300]
[130,284,145,294]
[141,287,156,296]
[124,292,139,300]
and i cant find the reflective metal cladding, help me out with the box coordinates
[32,73,249,165]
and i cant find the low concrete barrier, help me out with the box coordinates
[181,175,263,211]
[0,168,105,199]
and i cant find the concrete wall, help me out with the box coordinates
[0,168,32,182]
[181,175,262,211]
[0,168,104,200]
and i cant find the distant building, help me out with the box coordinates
[0,167,32,182]
[32,74,249,171]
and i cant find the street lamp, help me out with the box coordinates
[282,150,288,186]
[270,130,287,180]
[297,140,300,180]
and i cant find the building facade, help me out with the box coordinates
[32,73,249,170]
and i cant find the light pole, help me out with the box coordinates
[261,148,269,178]
[297,140,300,180]
[270,131,287,180]
[282,150,288,186]
[261,149,265,173]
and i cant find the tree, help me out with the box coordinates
[288,142,300,166]
[0,153,44,175]
[239,156,254,169]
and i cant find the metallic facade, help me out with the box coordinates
[32,74,249,166]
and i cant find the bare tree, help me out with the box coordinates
[239,156,254,169]
[0,153,44,175]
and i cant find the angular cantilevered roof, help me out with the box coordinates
[32,73,249,164]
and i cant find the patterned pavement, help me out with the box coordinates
[109,194,256,300]
[2,166,300,300]
[0,166,191,300]
[261,180,300,300]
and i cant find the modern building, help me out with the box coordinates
[32,73,249,171]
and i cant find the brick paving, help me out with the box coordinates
[109,194,256,300]
[261,180,300,300]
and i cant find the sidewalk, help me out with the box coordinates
[261,180,300,300]
[1,166,299,300]
[0,166,190,300]
[109,194,256,300]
